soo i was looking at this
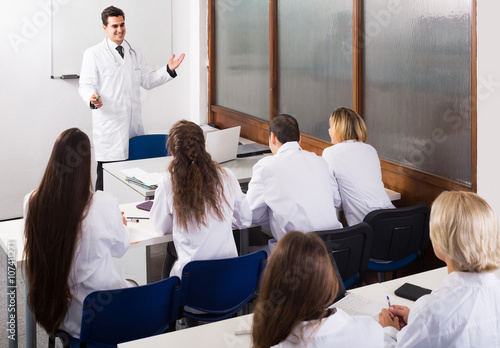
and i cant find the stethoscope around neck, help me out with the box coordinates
[106,38,139,70]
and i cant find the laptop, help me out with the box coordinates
[205,126,241,163]
[330,256,385,319]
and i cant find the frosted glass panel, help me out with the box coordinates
[215,0,269,120]
[278,0,353,141]
[364,1,471,184]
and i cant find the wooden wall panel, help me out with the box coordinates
[380,160,471,207]
[211,106,270,145]
[211,106,472,207]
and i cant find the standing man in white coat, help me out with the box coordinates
[79,6,185,190]
[245,114,342,251]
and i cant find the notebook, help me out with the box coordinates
[205,126,241,163]
[136,201,154,212]
[330,256,385,318]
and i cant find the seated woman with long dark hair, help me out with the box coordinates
[23,128,133,338]
[150,120,252,279]
[252,231,383,348]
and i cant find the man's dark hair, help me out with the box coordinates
[269,114,300,144]
[101,6,125,26]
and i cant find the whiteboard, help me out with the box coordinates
[51,0,172,78]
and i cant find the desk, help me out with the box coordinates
[103,154,269,204]
[118,267,500,348]
[113,202,172,285]
[104,155,401,205]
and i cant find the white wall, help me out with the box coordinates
[0,0,208,220]
[477,0,500,217]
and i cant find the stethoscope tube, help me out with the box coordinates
[106,38,139,70]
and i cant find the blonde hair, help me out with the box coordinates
[430,191,500,273]
[329,107,367,143]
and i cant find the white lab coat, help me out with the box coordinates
[246,142,342,241]
[150,168,252,278]
[384,271,500,348]
[273,308,383,348]
[322,140,394,226]
[79,38,175,161]
[23,191,131,339]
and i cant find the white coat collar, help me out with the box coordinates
[436,271,500,291]
[106,37,121,49]
[342,139,357,144]
[276,141,301,155]
[104,37,127,63]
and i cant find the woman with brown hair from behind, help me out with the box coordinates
[24,128,132,338]
[150,120,251,279]
[252,231,383,347]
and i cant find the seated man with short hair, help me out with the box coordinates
[246,114,342,249]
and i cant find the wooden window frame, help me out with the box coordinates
[208,0,475,206]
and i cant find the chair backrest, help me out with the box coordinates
[128,134,169,161]
[79,276,181,347]
[180,250,268,321]
[315,223,373,285]
[363,204,430,261]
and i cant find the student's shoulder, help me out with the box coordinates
[92,190,120,208]
[220,167,238,182]
[153,173,173,194]
[254,153,276,168]
[83,40,107,56]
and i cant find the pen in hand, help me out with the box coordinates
[387,295,391,308]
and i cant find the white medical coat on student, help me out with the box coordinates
[150,168,252,278]
[322,140,394,226]
[79,38,175,162]
[24,191,131,339]
[246,142,342,241]
[273,308,383,348]
[384,271,500,348]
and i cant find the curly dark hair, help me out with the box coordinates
[167,120,230,230]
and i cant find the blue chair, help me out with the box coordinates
[128,134,169,160]
[363,204,431,282]
[49,276,181,348]
[315,223,373,289]
[179,250,268,322]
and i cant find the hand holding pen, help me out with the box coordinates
[91,92,103,109]
[378,295,410,330]
[388,305,410,329]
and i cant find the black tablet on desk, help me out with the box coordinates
[394,283,432,301]
[237,143,271,158]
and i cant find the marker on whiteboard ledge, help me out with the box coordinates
[61,74,79,79]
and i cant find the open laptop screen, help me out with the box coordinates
[205,126,241,163]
